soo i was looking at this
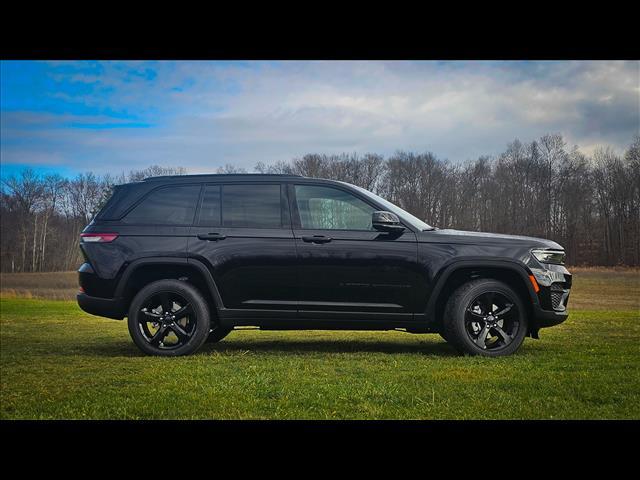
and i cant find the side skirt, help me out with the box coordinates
[217,308,435,332]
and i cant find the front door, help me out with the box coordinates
[290,183,421,320]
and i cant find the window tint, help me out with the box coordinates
[222,184,282,228]
[198,185,221,226]
[295,185,375,230]
[123,185,201,225]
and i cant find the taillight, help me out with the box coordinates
[80,233,119,243]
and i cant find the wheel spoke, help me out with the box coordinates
[484,292,496,313]
[466,308,485,319]
[494,304,513,317]
[477,293,493,314]
[149,325,169,346]
[172,303,192,321]
[160,293,174,314]
[493,326,512,345]
[474,326,490,349]
[141,309,162,321]
[170,323,190,343]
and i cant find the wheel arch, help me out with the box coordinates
[426,259,539,333]
[114,257,224,314]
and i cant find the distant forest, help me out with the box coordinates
[1,133,639,272]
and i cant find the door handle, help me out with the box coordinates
[302,235,332,244]
[197,233,227,241]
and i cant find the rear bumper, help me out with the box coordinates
[77,293,126,320]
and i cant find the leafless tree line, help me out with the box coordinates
[255,134,640,266]
[1,134,638,271]
[1,165,186,273]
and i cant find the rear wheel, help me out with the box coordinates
[127,279,210,356]
[443,279,528,357]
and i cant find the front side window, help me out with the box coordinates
[222,184,282,228]
[295,185,375,230]
[123,185,200,225]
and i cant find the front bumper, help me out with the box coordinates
[528,264,572,331]
[532,304,569,328]
[77,293,126,320]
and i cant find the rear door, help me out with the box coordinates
[188,182,298,313]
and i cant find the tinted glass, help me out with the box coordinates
[123,185,201,225]
[222,184,282,228]
[198,185,221,226]
[295,185,375,230]
[348,183,432,231]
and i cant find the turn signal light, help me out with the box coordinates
[528,274,540,293]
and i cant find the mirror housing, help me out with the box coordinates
[372,211,405,233]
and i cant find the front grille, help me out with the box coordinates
[550,283,570,311]
[551,291,564,309]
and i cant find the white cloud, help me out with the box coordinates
[2,60,638,174]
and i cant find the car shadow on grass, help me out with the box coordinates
[54,338,459,358]
[199,338,459,357]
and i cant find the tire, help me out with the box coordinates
[206,326,232,343]
[127,279,210,356]
[442,279,528,357]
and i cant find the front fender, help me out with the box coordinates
[424,257,540,321]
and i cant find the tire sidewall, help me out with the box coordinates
[127,279,210,356]
[446,280,528,357]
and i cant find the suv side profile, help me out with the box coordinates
[77,174,571,357]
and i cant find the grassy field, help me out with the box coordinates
[1,268,639,419]
[0,271,79,301]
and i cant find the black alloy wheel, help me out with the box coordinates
[442,279,528,357]
[464,291,519,351]
[127,279,210,356]
[137,291,196,350]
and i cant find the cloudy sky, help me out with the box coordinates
[1,60,638,178]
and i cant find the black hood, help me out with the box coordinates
[417,228,563,249]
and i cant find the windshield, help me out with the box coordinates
[346,183,435,231]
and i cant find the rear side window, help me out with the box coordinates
[198,185,221,226]
[123,185,201,225]
[222,184,281,228]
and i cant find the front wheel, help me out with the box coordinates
[127,279,211,356]
[442,279,528,357]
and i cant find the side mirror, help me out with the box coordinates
[372,211,405,233]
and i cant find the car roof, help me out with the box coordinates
[144,173,303,182]
[142,173,351,187]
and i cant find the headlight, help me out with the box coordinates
[531,248,565,265]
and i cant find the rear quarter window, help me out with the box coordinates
[122,185,201,225]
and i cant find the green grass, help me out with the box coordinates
[1,271,639,419]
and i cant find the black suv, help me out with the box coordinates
[77,174,571,357]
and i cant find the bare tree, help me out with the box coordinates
[2,137,640,271]
[216,164,247,174]
[1,169,44,272]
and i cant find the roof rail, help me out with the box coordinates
[143,173,303,181]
